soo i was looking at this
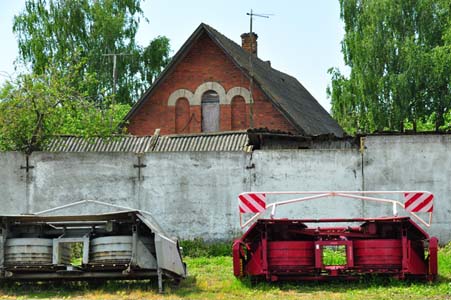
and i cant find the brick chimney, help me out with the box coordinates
[240,32,258,55]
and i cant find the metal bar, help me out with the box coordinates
[82,236,90,265]
[247,191,430,195]
[241,211,264,228]
[335,193,431,227]
[271,193,331,207]
[157,268,163,293]
[242,193,345,228]
[35,200,165,232]
[240,191,433,228]
[262,229,268,280]
[409,211,431,227]
[131,225,138,267]
[3,271,159,280]
[52,239,59,265]
[270,204,276,219]
[35,200,90,215]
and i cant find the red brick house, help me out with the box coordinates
[125,23,344,137]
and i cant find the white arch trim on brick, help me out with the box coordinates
[168,89,194,106]
[225,86,251,104]
[193,82,227,105]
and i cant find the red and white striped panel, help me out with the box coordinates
[404,192,434,212]
[238,193,266,213]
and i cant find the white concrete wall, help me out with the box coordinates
[0,134,449,242]
[363,135,451,241]
[0,152,28,213]
[28,152,138,213]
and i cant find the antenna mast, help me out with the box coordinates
[246,9,270,128]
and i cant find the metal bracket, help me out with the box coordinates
[157,268,163,293]
[20,156,34,172]
[134,156,146,181]
[52,234,90,265]
[130,225,138,268]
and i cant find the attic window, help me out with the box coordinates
[201,90,220,132]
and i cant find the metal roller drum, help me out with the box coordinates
[90,236,133,263]
[5,238,53,265]
[268,241,315,271]
[353,239,402,267]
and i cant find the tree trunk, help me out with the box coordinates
[435,108,444,132]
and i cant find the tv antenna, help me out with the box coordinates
[246,9,272,128]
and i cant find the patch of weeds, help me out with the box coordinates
[179,238,231,257]
[439,242,451,278]
[323,245,347,265]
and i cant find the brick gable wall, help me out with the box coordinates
[127,33,297,135]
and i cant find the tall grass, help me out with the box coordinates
[179,238,231,257]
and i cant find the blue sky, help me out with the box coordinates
[0,1,347,112]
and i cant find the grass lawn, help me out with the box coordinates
[0,244,450,300]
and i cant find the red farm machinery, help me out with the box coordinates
[233,191,438,282]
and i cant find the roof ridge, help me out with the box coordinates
[202,23,292,77]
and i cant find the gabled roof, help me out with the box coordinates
[125,23,345,137]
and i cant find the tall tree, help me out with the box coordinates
[0,61,130,153]
[328,0,451,134]
[13,0,170,105]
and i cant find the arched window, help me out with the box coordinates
[231,96,247,130]
[175,98,190,133]
[201,90,220,132]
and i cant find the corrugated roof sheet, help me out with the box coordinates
[45,132,250,153]
[154,132,249,152]
[45,136,157,153]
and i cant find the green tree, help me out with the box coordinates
[0,62,130,153]
[13,0,170,105]
[328,0,451,134]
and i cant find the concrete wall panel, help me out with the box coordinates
[28,152,138,214]
[251,150,362,220]
[139,152,248,240]
[364,135,451,241]
[0,152,28,213]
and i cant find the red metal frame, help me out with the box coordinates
[233,191,438,282]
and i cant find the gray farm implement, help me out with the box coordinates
[0,200,186,292]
